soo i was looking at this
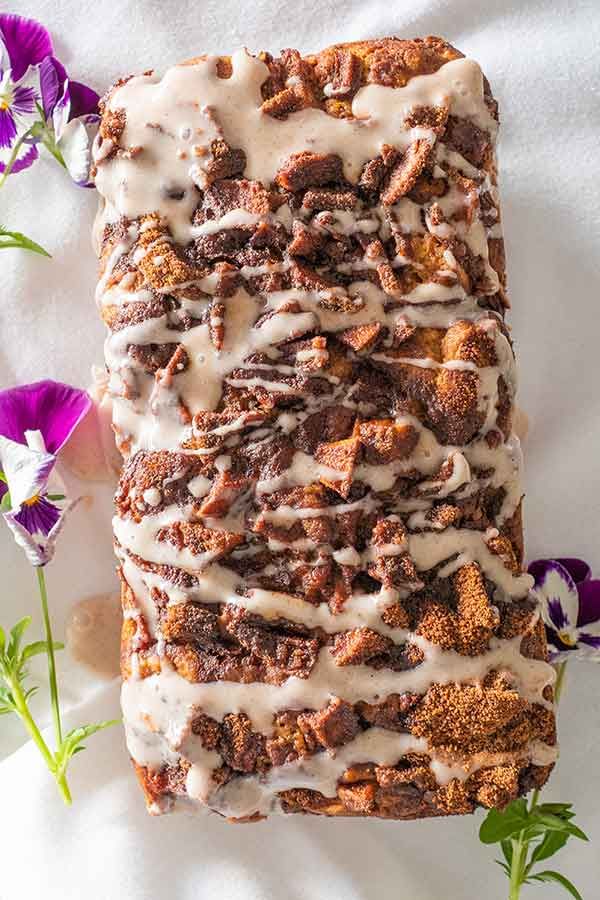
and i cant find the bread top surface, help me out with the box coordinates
[93,38,555,820]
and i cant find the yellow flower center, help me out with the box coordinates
[0,75,12,112]
[23,494,40,506]
[557,630,577,647]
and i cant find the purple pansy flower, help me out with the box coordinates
[0,380,91,566]
[529,557,600,662]
[0,14,99,183]
[40,53,99,186]
[0,14,49,173]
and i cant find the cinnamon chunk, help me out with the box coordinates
[298,698,360,749]
[275,152,344,191]
[204,139,247,182]
[381,139,433,205]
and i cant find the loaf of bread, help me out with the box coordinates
[92,36,557,820]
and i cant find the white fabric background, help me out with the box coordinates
[1,1,599,897]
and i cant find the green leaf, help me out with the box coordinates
[22,640,64,661]
[0,685,15,715]
[521,823,552,842]
[0,226,51,257]
[536,803,573,815]
[534,804,580,828]
[66,720,119,745]
[479,800,528,844]
[23,685,38,702]
[7,617,32,659]
[0,490,11,512]
[561,822,589,842]
[532,812,589,842]
[0,624,5,654]
[528,830,570,867]
[501,839,513,866]
[529,871,583,900]
[55,720,119,771]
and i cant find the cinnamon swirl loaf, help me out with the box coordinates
[92,36,557,820]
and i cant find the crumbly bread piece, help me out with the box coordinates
[93,36,556,821]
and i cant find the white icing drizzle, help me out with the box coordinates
[122,632,555,816]
[94,44,552,818]
[95,53,495,244]
[122,634,554,740]
[115,501,531,602]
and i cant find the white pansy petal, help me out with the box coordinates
[534,561,580,631]
[57,116,96,185]
[24,428,46,452]
[0,434,55,508]
[0,39,9,71]
[2,510,50,565]
[51,89,70,141]
[2,495,79,567]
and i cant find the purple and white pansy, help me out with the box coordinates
[529,557,600,662]
[0,14,99,184]
[0,380,91,566]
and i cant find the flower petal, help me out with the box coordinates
[67,80,99,119]
[578,631,600,649]
[50,76,99,142]
[573,618,600,661]
[0,380,92,454]
[2,509,52,565]
[552,557,591,585]
[0,434,55,509]
[51,87,70,139]
[0,63,41,170]
[0,106,17,149]
[576,580,600,627]
[57,115,97,185]
[0,140,38,173]
[2,497,77,566]
[0,14,53,81]
[38,55,67,117]
[529,559,580,632]
[546,597,570,631]
[547,646,574,663]
[11,83,37,116]
[14,493,60,536]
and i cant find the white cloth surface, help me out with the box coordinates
[1,0,599,897]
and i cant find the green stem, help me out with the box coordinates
[37,567,62,746]
[0,126,35,188]
[508,837,526,900]
[554,660,568,704]
[528,787,540,814]
[7,673,54,769]
[507,659,569,896]
[41,133,66,168]
[34,103,66,169]
[6,671,71,805]
[53,761,73,805]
